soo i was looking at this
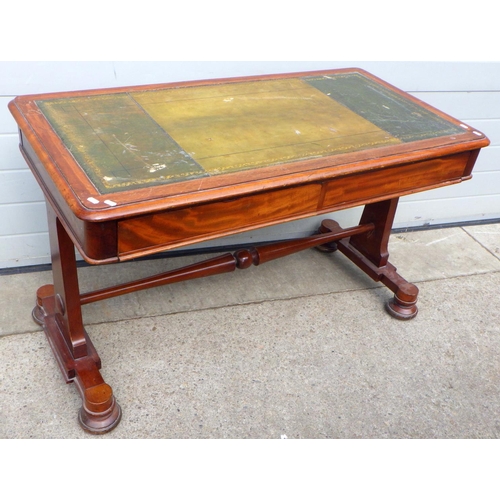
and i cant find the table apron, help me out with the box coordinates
[116,151,473,260]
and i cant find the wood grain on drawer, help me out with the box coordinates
[321,152,471,210]
[118,183,322,258]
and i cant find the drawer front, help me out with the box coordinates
[117,151,471,259]
[321,152,471,210]
[118,183,322,258]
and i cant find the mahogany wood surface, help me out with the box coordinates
[9,68,489,433]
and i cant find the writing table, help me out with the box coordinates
[9,68,489,433]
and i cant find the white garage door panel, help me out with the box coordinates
[0,135,26,171]
[396,194,500,228]
[411,91,500,120]
[111,62,500,93]
[472,147,500,173]
[0,96,17,133]
[0,170,44,203]
[0,62,118,96]
[4,61,500,95]
[0,202,46,237]
[0,233,50,269]
[369,62,500,92]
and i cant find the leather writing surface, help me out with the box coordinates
[133,78,401,175]
[36,72,466,195]
[37,93,208,192]
[304,74,464,141]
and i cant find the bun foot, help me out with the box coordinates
[385,282,419,320]
[78,383,122,434]
[32,284,55,326]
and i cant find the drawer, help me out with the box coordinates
[321,152,471,210]
[118,183,322,258]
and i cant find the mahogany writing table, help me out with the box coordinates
[9,68,489,433]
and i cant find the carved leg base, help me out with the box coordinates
[76,377,122,434]
[319,214,420,320]
[338,240,420,321]
[33,284,122,434]
[385,282,419,320]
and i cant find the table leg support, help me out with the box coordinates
[32,196,416,433]
[33,283,122,433]
[319,198,419,320]
[33,205,122,434]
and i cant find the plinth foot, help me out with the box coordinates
[32,284,55,326]
[385,282,419,320]
[78,383,122,434]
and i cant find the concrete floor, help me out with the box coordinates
[1,223,499,438]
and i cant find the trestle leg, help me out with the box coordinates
[34,204,121,434]
[319,198,419,320]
